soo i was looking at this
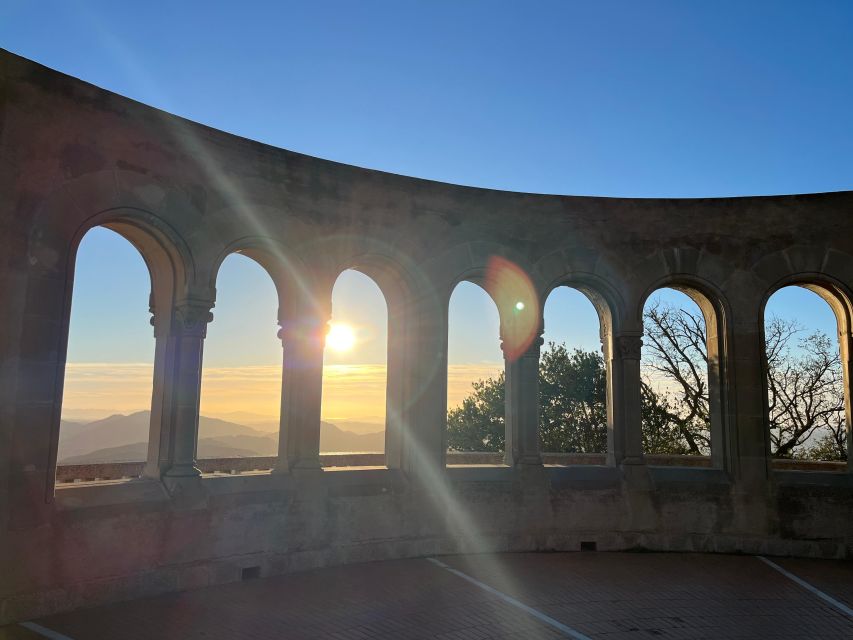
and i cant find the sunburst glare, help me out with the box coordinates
[326,322,356,352]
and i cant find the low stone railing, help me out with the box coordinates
[54,451,846,483]
[771,458,847,472]
[55,453,386,483]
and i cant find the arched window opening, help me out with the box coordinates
[765,285,849,468]
[58,227,155,468]
[196,253,282,459]
[199,253,281,461]
[446,281,505,465]
[641,287,714,464]
[540,286,607,463]
[320,269,388,465]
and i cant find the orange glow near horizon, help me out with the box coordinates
[62,362,503,425]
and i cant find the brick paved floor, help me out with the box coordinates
[775,557,853,611]
[2,553,852,639]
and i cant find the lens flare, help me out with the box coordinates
[326,322,356,352]
[484,256,540,361]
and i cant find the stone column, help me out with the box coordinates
[144,298,177,479]
[163,299,213,478]
[838,330,853,473]
[400,293,446,483]
[612,334,644,466]
[275,314,326,472]
[384,300,407,469]
[504,334,543,466]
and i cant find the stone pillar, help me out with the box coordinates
[838,331,853,473]
[400,293,446,483]
[612,334,644,466]
[384,300,407,469]
[504,334,543,466]
[275,313,326,472]
[144,298,177,479]
[162,299,213,478]
[729,320,770,486]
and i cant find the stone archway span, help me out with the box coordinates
[540,271,624,339]
[422,239,545,315]
[620,247,734,334]
[28,169,199,284]
[208,236,314,321]
[636,273,732,330]
[28,204,195,498]
[637,273,736,470]
[758,267,853,469]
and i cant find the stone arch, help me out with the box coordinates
[623,247,735,334]
[422,239,544,313]
[317,266,392,466]
[28,169,198,281]
[208,237,306,322]
[637,275,734,469]
[539,274,624,462]
[27,204,193,497]
[760,272,853,468]
[445,275,506,462]
[542,272,623,339]
[429,242,547,466]
[313,241,460,472]
[336,252,422,470]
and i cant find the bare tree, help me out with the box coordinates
[642,300,711,455]
[644,301,847,461]
[765,317,847,460]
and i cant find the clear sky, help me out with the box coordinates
[10,2,848,423]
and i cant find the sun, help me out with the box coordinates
[326,322,356,352]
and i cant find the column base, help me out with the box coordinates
[162,474,208,509]
[142,461,164,480]
[271,461,291,475]
[513,454,543,466]
[163,463,201,478]
[292,457,322,470]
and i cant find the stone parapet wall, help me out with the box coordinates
[2,465,852,624]
[55,453,844,483]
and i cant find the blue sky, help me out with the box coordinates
[7,2,847,416]
[5,1,852,196]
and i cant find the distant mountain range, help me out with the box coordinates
[58,411,384,464]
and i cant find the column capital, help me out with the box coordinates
[174,299,214,338]
[277,314,327,345]
[615,335,642,361]
[502,333,544,360]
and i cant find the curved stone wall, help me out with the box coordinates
[1,49,852,623]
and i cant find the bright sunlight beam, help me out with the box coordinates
[326,322,356,352]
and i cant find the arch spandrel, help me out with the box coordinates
[28,170,198,286]
[206,237,317,322]
[533,247,627,337]
[419,239,544,313]
[616,247,735,334]
[751,246,853,329]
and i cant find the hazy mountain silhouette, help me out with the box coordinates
[60,438,264,464]
[58,412,266,461]
[319,421,384,453]
[58,412,384,463]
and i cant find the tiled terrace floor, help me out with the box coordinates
[3,553,852,639]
